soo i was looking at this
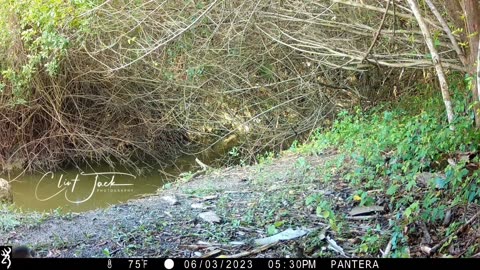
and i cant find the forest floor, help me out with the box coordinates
[2,147,479,258]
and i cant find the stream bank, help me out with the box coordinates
[1,151,352,257]
[1,149,478,258]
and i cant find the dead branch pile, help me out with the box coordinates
[0,0,461,171]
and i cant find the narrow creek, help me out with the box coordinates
[4,153,215,213]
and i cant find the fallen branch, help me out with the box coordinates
[345,215,379,220]
[419,221,432,244]
[202,250,222,258]
[195,158,211,171]
[217,242,277,258]
[429,210,480,255]
[381,236,394,258]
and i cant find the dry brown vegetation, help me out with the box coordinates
[0,1,473,172]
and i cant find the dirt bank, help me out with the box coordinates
[1,150,478,258]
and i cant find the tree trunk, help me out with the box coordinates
[464,0,480,127]
[425,0,467,66]
[445,0,466,32]
[407,0,455,125]
[477,35,480,104]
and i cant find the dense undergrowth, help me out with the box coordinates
[1,0,437,172]
[293,79,480,257]
[1,80,478,258]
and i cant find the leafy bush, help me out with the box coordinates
[0,0,94,103]
[299,81,480,255]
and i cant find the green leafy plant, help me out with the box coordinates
[266,224,279,236]
[102,248,111,258]
[294,77,480,255]
[0,0,93,104]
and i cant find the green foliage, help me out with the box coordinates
[257,151,276,165]
[352,190,375,206]
[294,157,311,174]
[0,205,20,231]
[306,194,338,231]
[357,227,381,254]
[102,248,111,258]
[266,224,279,236]
[387,227,410,258]
[314,95,477,205]
[296,81,480,255]
[229,146,240,157]
[0,0,95,103]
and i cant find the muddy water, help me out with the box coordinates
[5,154,210,213]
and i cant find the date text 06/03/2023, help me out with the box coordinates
[182,259,316,269]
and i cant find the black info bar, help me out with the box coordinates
[1,258,478,270]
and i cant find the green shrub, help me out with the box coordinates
[0,0,94,103]
[297,81,480,255]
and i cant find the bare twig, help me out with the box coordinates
[109,0,219,71]
[195,158,211,171]
[361,0,390,63]
[202,250,222,258]
[217,242,277,258]
[429,210,480,255]
[345,215,379,220]
[419,221,433,244]
[381,236,394,258]
[333,0,440,29]
[0,0,467,172]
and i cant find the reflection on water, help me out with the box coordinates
[5,154,207,213]
[4,139,236,213]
